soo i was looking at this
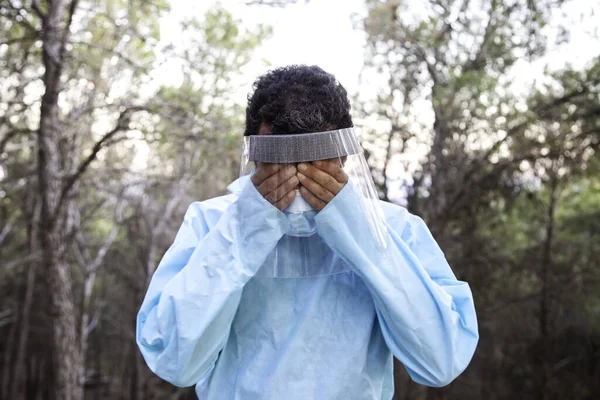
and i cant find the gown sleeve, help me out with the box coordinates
[315,182,479,387]
[136,181,288,387]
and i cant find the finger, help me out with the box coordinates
[264,174,299,204]
[299,186,326,211]
[257,165,297,196]
[313,159,348,184]
[274,189,297,211]
[297,163,344,195]
[251,163,285,186]
[298,172,335,203]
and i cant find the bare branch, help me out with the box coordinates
[84,306,101,337]
[32,0,45,19]
[143,145,205,281]
[89,226,120,273]
[70,41,147,70]
[73,238,88,268]
[0,34,39,47]
[62,0,80,49]
[464,0,498,72]
[1,252,41,274]
[56,106,147,213]
[0,130,27,154]
[0,213,18,247]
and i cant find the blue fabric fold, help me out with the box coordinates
[137,177,479,399]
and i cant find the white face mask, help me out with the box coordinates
[283,190,317,237]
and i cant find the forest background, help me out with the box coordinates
[1,0,599,399]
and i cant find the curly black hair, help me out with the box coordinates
[244,65,353,136]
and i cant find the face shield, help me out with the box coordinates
[239,128,387,277]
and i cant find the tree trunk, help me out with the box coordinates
[537,174,558,400]
[1,301,18,399]
[10,261,38,400]
[426,82,452,237]
[42,236,83,400]
[36,0,83,399]
[10,198,41,400]
[129,344,140,400]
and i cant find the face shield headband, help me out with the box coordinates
[245,128,362,164]
[238,128,387,277]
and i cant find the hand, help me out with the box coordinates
[297,159,348,211]
[251,163,299,211]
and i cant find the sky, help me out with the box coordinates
[159,0,368,102]
[2,1,598,191]
[154,0,599,201]
[161,0,600,102]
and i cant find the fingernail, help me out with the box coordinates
[297,172,305,180]
[298,163,307,171]
[314,160,321,166]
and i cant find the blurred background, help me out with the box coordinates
[1,0,599,399]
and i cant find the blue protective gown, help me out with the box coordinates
[136,176,479,399]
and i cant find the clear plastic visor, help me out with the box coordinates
[239,128,387,277]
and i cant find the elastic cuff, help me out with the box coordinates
[235,179,289,266]
[315,181,361,225]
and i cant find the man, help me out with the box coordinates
[137,65,478,399]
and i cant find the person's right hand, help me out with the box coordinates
[251,163,298,211]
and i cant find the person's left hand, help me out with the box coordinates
[297,159,348,211]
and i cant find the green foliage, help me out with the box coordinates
[0,1,267,398]
[360,0,600,398]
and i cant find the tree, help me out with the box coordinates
[359,1,600,399]
[0,1,268,399]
